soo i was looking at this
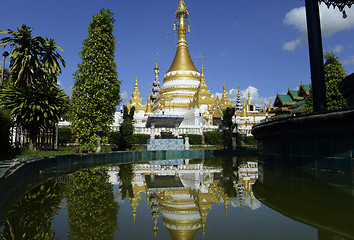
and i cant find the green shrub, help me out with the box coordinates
[58,126,73,144]
[108,131,120,145]
[0,109,12,151]
[204,131,223,146]
[180,134,202,145]
[132,134,150,144]
[244,136,257,146]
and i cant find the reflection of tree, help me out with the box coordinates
[66,167,119,240]
[0,179,64,239]
[118,164,134,199]
[220,159,238,198]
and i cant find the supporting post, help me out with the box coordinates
[305,0,327,112]
[150,122,155,139]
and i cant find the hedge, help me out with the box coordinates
[180,134,202,145]
[204,131,223,146]
[132,134,151,144]
[109,133,151,145]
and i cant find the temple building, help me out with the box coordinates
[271,82,311,117]
[120,0,272,136]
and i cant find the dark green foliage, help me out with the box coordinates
[244,136,257,147]
[303,51,347,114]
[118,163,134,199]
[0,179,64,239]
[204,131,223,146]
[118,106,135,150]
[58,126,73,144]
[0,24,67,151]
[108,131,120,144]
[221,107,237,149]
[180,134,202,145]
[67,167,119,240]
[0,82,68,150]
[132,134,150,144]
[70,9,121,152]
[0,108,12,152]
[1,24,65,87]
[221,158,238,198]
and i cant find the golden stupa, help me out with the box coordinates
[153,0,202,113]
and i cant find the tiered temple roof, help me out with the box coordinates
[272,82,311,116]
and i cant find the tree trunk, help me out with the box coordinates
[29,131,37,151]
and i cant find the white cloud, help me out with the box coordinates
[282,35,306,51]
[58,81,72,97]
[121,91,129,103]
[333,44,344,53]
[215,85,275,108]
[283,4,354,51]
[342,56,354,65]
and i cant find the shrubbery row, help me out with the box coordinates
[57,128,248,147]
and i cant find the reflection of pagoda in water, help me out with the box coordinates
[108,159,258,239]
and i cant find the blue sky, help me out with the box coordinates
[1,0,354,108]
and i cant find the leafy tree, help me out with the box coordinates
[0,24,65,87]
[118,105,135,151]
[220,107,237,149]
[0,179,64,240]
[66,167,119,240]
[0,24,67,151]
[303,51,347,114]
[220,158,238,198]
[70,9,121,152]
[118,163,134,199]
[0,82,68,151]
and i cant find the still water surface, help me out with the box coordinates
[1,156,353,239]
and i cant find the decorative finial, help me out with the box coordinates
[175,0,189,17]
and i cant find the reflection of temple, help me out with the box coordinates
[236,160,258,210]
[108,159,258,239]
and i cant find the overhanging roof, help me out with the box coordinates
[146,114,184,128]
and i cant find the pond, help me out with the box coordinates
[0,156,353,240]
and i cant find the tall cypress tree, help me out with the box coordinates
[71,9,121,152]
[303,51,347,114]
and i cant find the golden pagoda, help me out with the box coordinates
[127,76,145,113]
[153,0,201,113]
[189,65,213,109]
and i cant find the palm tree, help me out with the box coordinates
[0,24,44,87]
[41,38,66,82]
[0,24,67,151]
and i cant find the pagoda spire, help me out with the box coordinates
[129,76,143,106]
[145,93,153,116]
[167,0,198,72]
[247,91,252,105]
[242,99,247,118]
[236,86,242,111]
[222,84,227,98]
[132,76,141,99]
[151,59,160,103]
